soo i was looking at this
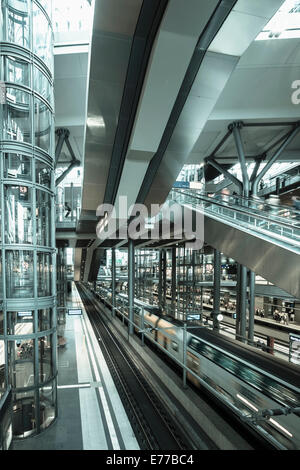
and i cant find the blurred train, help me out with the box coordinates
[85,283,300,450]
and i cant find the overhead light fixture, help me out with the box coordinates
[87,116,105,128]
[269,418,293,438]
[236,394,259,412]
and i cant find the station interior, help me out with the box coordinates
[0,0,300,452]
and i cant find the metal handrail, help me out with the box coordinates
[171,189,300,232]
[170,189,300,249]
[200,191,300,217]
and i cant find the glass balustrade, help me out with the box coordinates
[170,190,300,250]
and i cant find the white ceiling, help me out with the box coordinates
[54,50,89,164]
[186,37,300,164]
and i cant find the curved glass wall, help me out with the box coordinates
[0,0,57,438]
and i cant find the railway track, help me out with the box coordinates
[77,283,197,451]
[84,285,282,450]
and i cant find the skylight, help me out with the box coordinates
[256,0,300,40]
[53,0,94,34]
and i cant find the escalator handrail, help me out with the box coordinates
[171,189,300,232]
[170,190,300,249]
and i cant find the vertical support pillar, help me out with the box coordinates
[183,323,187,389]
[236,264,241,340]
[70,182,74,221]
[128,239,134,335]
[112,248,116,317]
[191,250,195,312]
[248,270,255,343]
[231,122,249,197]
[158,250,163,307]
[171,246,177,314]
[213,249,221,330]
[239,265,247,342]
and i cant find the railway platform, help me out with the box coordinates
[12,284,139,451]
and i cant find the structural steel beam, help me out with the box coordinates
[252,123,300,196]
[206,158,243,194]
[231,122,250,197]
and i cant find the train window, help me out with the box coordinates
[189,337,201,353]
[201,343,215,361]
[171,341,178,351]
[238,365,263,391]
[266,381,298,407]
[218,355,237,375]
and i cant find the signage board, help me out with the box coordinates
[18,311,32,318]
[173,181,190,188]
[68,308,82,316]
[187,314,201,321]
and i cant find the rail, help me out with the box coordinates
[169,190,300,251]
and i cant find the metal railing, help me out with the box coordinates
[170,190,300,251]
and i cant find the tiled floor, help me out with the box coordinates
[13,283,139,450]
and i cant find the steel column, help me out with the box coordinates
[213,249,221,330]
[55,128,68,168]
[128,239,135,335]
[236,264,241,340]
[112,248,116,317]
[250,157,263,183]
[171,246,177,313]
[55,159,80,186]
[231,123,250,197]
[158,250,163,307]
[252,124,300,196]
[248,270,255,342]
[239,265,247,342]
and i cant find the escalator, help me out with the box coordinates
[169,190,300,299]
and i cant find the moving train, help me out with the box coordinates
[86,283,300,450]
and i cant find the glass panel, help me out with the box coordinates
[7,311,34,336]
[39,381,56,431]
[7,1,30,49]
[3,87,31,143]
[8,339,34,389]
[0,339,5,392]
[37,252,51,297]
[4,185,33,244]
[37,309,51,332]
[33,67,52,105]
[38,334,53,383]
[13,391,36,438]
[38,0,52,18]
[35,160,51,188]
[4,154,31,181]
[34,98,51,153]
[33,4,52,71]
[4,56,29,87]
[36,190,51,246]
[6,250,34,298]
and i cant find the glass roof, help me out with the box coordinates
[53,0,93,34]
[256,0,300,40]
